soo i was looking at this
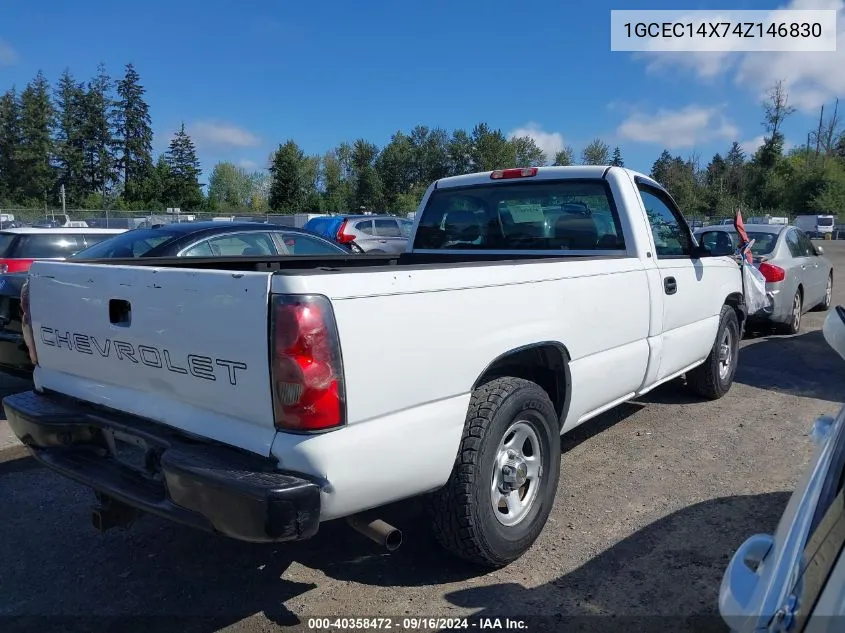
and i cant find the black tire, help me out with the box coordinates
[428,376,561,568]
[686,305,740,400]
[812,274,833,312]
[779,288,803,334]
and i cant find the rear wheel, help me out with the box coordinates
[780,289,803,334]
[813,274,833,312]
[428,376,560,568]
[687,305,739,400]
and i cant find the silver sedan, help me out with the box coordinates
[694,224,834,334]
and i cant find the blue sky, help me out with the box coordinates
[1,0,843,183]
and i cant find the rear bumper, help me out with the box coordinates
[3,390,321,543]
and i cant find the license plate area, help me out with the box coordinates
[102,429,155,474]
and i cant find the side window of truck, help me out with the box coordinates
[638,185,692,257]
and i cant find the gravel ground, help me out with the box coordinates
[2,244,845,632]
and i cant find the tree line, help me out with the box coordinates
[0,64,204,211]
[1,67,844,220]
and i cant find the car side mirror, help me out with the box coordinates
[815,246,824,256]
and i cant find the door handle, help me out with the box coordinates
[664,276,677,295]
[378,240,388,243]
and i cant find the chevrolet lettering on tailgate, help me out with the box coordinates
[39,326,248,385]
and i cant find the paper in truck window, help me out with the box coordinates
[502,203,545,223]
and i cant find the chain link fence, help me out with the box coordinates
[0,208,317,229]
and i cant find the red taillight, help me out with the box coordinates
[336,220,356,244]
[490,167,538,180]
[270,294,345,432]
[20,279,37,365]
[758,262,785,282]
[0,258,35,274]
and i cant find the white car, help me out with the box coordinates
[6,166,744,567]
[720,306,845,633]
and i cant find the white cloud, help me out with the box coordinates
[740,134,796,155]
[237,158,259,170]
[740,135,767,154]
[0,38,18,66]
[617,105,739,148]
[507,122,564,161]
[635,0,845,112]
[188,121,262,149]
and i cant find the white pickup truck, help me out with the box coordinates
[5,166,744,568]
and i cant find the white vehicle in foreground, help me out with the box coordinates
[6,166,744,567]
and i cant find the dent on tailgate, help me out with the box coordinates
[28,261,278,455]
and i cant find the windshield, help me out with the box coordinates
[71,228,182,258]
[697,230,779,256]
[413,179,626,251]
[819,217,835,226]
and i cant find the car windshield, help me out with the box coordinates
[697,230,778,256]
[71,228,182,258]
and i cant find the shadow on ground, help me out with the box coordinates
[1,445,790,633]
[445,491,790,633]
[734,329,845,403]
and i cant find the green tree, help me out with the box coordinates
[164,123,203,209]
[581,138,610,165]
[409,125,450,186]
[610,146,624,167]
[447,129,474,176]
[0,88,21,203]
[470,123,514,171]
[650,150,674,185]
[82,63,117,199]
[351,138,383,210]
[376,131,414,208]
[321,148,353,212]
[17,71,55,204]
[510,136,546,167]
[54,70,87,206]
[553,146,574,166]
[268,139,308,213]
[207,162,254,210]
[116,63,153,202]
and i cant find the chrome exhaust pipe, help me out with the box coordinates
[346,515,403,551]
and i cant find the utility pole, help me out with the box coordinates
[60,184,66,214]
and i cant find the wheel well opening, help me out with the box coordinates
[725,292,745,328]
[474,344,571,423]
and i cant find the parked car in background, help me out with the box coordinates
[70,221,360,259]
[303,214,414,253]
[720,306,845,632]
[694,224,833,334]
[0,222,359,378]
[0,227,126,274]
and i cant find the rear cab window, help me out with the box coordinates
[412,179,627,252]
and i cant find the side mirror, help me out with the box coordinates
[815,246,824,256]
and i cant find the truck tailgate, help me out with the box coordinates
[27,261,277,455]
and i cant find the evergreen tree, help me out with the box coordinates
[164,123,203,209]
[82,63,118,198]
[581,138,611,165]
[54,69,87,205]
[553,146,574,166]
[610,146,624,167]
[116,63,153,202]
[0,88,21,202]
[268,140,308,213]
[17,71,55,204]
